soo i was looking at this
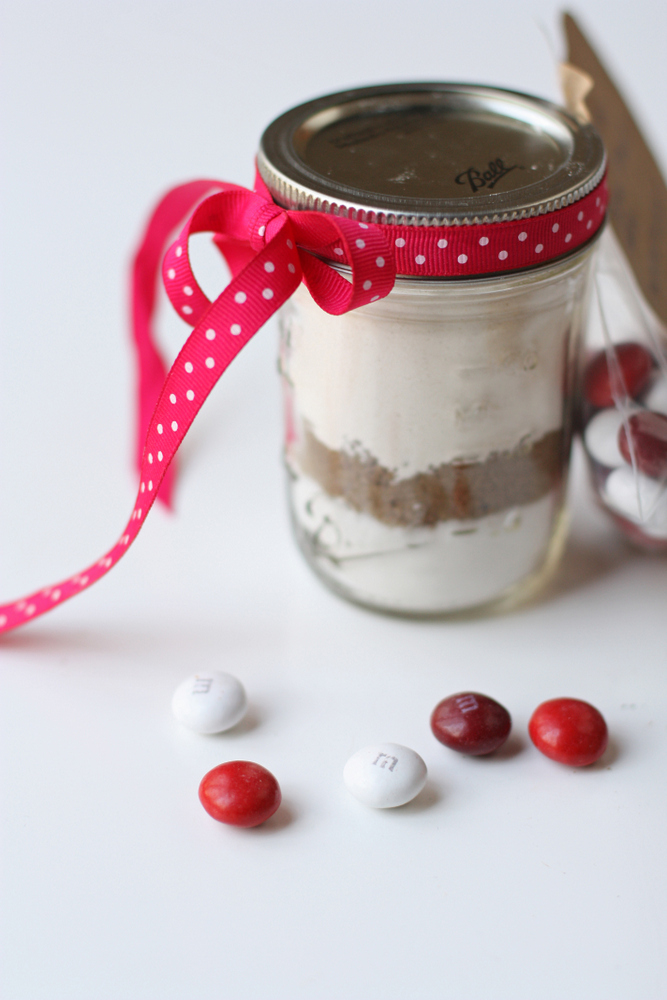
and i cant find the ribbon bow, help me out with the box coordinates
[0,173,396,634]
[0,167,607,633]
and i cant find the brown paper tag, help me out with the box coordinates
[559,63,592,124]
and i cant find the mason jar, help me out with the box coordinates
[258,83,606,616]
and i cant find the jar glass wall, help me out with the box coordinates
[279,243,598,616]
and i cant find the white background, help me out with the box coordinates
[1,2,666,998]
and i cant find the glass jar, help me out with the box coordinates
[279,246,596,615]
[260,83,606,616]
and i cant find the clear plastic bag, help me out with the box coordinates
[580,226,667,550]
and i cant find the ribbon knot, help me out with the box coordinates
[160,176,397,341]
[248,199,286,252]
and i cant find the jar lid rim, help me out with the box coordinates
[258,82,606,226]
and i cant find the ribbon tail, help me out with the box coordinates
[0,210,300,637]
[0,179,394,638]
[131,179,223,508]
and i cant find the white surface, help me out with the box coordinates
[343,743,428,808]
[1,3,667,999]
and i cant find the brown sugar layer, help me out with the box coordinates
[296,427,565,528]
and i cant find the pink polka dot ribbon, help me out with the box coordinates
[385,184,607,272]
[0,169,607,634]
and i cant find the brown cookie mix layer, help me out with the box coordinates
[296,427,564,528]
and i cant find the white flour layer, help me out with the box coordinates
[290,472,559,614]
[282,264,587,478]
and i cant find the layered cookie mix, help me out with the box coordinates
[280,254,594,614]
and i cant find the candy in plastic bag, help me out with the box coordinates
[580,227,667,550]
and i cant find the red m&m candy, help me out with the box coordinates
[199,761,281,827]
[618,410,667,480]
[583,342,654,408]
[528,698,608,767]
[430,692,511,756]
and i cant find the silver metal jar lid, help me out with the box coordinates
[258,83,606,226]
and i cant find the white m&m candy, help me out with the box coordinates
[583,408,627,468]
[602,466,667,534]
[171,671,248,734]
[645,374,667,415]
[343,743,427,809]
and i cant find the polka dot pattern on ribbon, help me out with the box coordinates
[324,179,608,277]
